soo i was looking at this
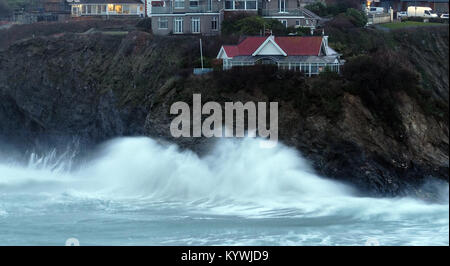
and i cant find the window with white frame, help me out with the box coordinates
[246,1,256,9]
[224,0,257,10]
[174,0,184,9]
[174,17,183,33]
[280,19,287,28]
[207,0,212,11]
[235,0,245,9]
[225,0,233,9]
[191,17,200,33]
[190,0,199,8]
[158,17,168,29]
[278,0,286,13]
[211,16,218,30]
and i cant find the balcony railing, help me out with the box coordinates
[150,1,220,14]
[260,9,306,17]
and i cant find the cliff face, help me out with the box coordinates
[0,21,448,198]
[145,73,449,198]
[0,32,149,151]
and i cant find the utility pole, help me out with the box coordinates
[199,38,204,70]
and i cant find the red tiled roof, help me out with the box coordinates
[223,45,240,58]
[275,36,323,56]
[222,36,323,58]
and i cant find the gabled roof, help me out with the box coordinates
[275,36,323,56]
[252,36,287,56]
[224,36,267,57]
[217,36,325,59]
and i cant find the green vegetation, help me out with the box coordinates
[215,13,448,128]
[221,15,311,36]
[381,21,444,29]
[304,0,361,17]
[344,8,368,28]
[136,18,152,33]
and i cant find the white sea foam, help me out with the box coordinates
[0,137,448,245]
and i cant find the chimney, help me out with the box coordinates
[323,35,329,49]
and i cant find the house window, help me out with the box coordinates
[246,1,257,9]
[225,0,233,9]
[235,1,245,9]
[225,0,256,10]
[207,0,212,11]
[174,17,183,33]
[72,5,80,16]
[115,5,122,14]
[278,0,286,13]
[158,17,168,29]
[87,5,92,14]
[174,0,184,9]
[211,16,218,30]
[191,17,201,33]
[296,20,300,26]
[102,5,106,13]
[123,5,130,14]
[280,19,287,28]
[190,0,199,8]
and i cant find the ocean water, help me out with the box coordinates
[0,137,448,246]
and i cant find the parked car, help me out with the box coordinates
[397,11,408,19]
[441,14,449,19]
[407,6,438,18]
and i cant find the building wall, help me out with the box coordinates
[435,2,449,12]
[44,0,71,13]
[151,14,221,35]
[264,0,297,10]
[149,0,320,35]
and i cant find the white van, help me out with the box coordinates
[407,6,438,18]
[368,7,385,14]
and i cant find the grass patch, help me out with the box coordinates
[100,31,129,36]
[381,21,443,29]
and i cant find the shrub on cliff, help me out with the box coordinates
[306,0,362,17]
[221,15,290,36]
[136,18,152,33]
[304,2,329,17]
[341,50,448,138]
[344,8,368,28]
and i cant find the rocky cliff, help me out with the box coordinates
[0,20,448,198]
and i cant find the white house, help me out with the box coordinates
[217,35,344,76]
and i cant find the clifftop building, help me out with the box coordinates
[66,0,323,35]
[145,0,322,35]
[217,35,344,76]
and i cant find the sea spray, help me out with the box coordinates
[0,137,448,245]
